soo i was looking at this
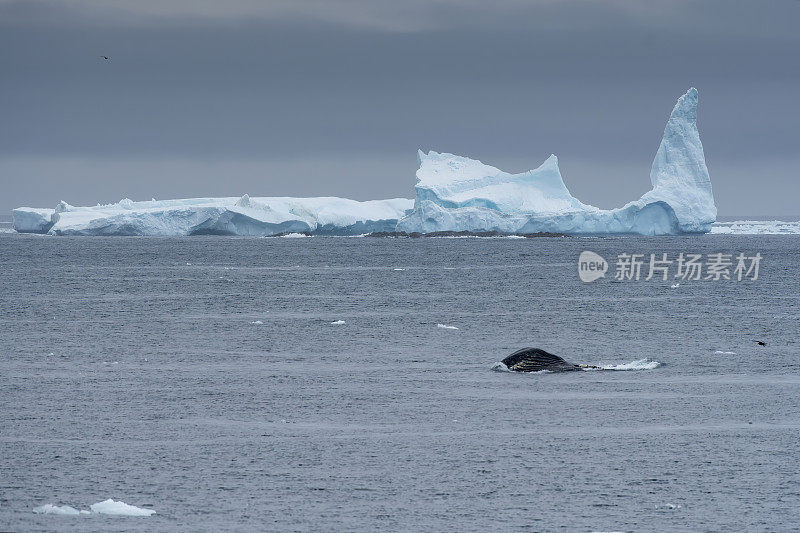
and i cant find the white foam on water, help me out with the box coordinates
[436,323,459,330]
[489,362,553,374]
[281,233,310,238]
[89,499,156,516]
[330,320,346,325]
[600,358,662,370]
[490,362,510,372]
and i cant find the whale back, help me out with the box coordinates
[501,348,581,372]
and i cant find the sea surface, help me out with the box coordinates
[1,234,799,532]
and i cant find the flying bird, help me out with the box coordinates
[753,340,766,346]
[102,56,110,60]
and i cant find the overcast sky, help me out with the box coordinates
[1,0,799,217]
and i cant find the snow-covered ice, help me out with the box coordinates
[12,89,719,236]
[711,220,800,234]
[397,88,716,235]
[11,207,54,233]
[14,196,412,236]
[89,499,156,516]
[33,500,154,517]
[33,504,88,516]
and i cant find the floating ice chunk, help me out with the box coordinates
[281,233,310,238]
[658,503,682,510]
[711,220,800,234]
[397,89,716,235]
[12,207,55,233]
[714,350,736,355]
[89,499,156,516]
[13,196,413,236]
[436,323,459,330]
[392,268,405,271]
[600,359,661,370]
[250,320,264,325]
[33,504,88,515]
[330,320,346,325]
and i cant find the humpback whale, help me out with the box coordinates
[501,348,599,373]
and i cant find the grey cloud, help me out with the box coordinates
[0,0,798,217]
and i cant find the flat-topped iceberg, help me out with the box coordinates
[397,88,716,235]
[13,196,413,236]
[12,88,715,236]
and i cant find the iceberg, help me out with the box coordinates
[11,207,55,233]
[13,196,413,236]
[396,88,716,235]
[11,88,715,236]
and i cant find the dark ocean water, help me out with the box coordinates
[1,234,799,532]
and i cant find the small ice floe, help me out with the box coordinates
[250,320,264,325]
[657,503,682,510]
[34,500,155,517]
[33,504,89,516]
[48,352,55,356]
[714,350,736,355]
[600,359,662,370]
[436,323,459,330]
[102,361,120,365]
[185,262,191,266]
[89,499,156,516]
[670,282,680,288]
[281,233,309,238]
[330,320,346,325]
[392,268,405,271]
